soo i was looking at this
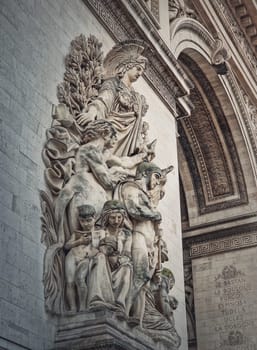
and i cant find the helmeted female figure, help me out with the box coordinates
[77,42,149,157]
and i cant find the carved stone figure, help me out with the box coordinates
[40,34,180,348]
[54,119,125,243]
[89,200,133,315]
[42,104,81,196]
[64,205,104,312]
[143,269,181,348]
[76,42,149,157]
[114,162,172,324]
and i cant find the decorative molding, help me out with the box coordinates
[85,0,192,117]
[182,212,257,236]
[227,0,257,53]
[178,54,248,214]
[182,97,232,200]
[150,0,160,23]
[214,0,257,78]
[242,92,257,136]
[190,231,257,258]
[223,71,257,173]
[240,88,257,163]
[137,0,161,28]
[170,17,216,55]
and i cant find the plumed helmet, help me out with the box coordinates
[103,40,148,79]
[135,162,162,180]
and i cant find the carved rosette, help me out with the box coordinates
[40,34,180,348]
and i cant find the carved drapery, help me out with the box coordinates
[40,34,180,348]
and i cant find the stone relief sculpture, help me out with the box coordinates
[87,200,133,314]
[76,41,149,157]
[64,204,103,312]
[168,0,195,23]
[40,34,180,348]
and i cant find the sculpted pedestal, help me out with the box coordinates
[54,310,178,350]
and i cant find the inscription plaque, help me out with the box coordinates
[192,248,257,350]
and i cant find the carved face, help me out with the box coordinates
[126,64,145,83]
[149,172,161,190]
[79,216,95,231]
[107,212,124,229]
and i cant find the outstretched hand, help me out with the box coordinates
[76,112,95,126]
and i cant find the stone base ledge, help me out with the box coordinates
[53,310,177,350]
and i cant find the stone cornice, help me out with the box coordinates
[84,0,192,118]
[214,0,257,77]
[194,0,257,99]
[183,212,257,237]
[137,0,161,29]
[191,0,257,173]
[227,0,257,57]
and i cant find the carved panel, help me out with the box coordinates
[240,89,257,159]
[168,0,196,23]
[192,254,257,349]
[184,90,232,199]
[178,53,248,214]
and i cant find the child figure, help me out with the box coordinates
[64,205,104,312]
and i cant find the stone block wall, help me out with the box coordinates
[0,1,115,348]
[0,0,187,348]
[192,246,257,350]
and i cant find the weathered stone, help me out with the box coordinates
[54,310,179,350]
[40,35,181,349]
